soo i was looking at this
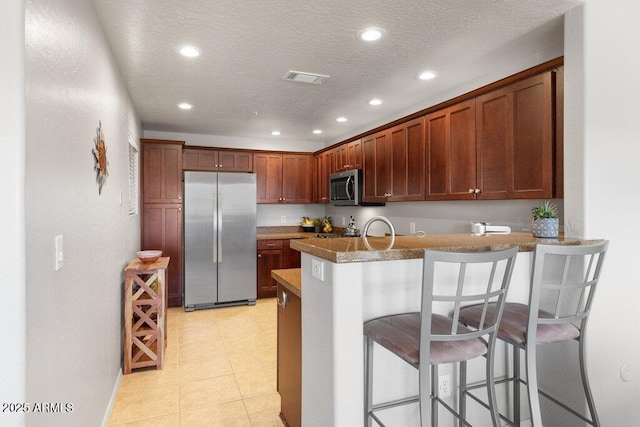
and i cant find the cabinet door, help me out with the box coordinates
[346,139,363,170]
[277,284,301,427]
[142,204,183,307]
[142,141,183,203]
[182,148,218,171]
[476,72,552,199]
[283,239,301,269]
[257,249,282,298]
[255,153,283,203]
[362,130,391,202]
[426,100,476,200]
[282,154,312,204]
[333,144,348,172]
[314,151,332,203]
[389,118,425,201]
[218,151,253,172]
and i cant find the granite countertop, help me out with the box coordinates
[271,268,301,298]
[289,232,603,264]
[256,225,344,240]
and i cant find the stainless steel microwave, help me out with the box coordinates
[330,170,361,206]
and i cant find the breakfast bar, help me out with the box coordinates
[290,232,603,426]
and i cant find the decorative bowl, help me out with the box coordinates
[137,250,162,263]
[301,225,315,232]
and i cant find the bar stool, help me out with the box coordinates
[363,247,518,426]
[459,241,608,426]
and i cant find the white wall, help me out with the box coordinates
[24,0,141,425]
[565,2,640,424]
[0,1,26,426]
[327,199,562,237]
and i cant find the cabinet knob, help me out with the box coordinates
[178,196,182,200]
[282,198,286,201]
[475,188,481,194]
[468,189,474,193]
[258,254,262,258]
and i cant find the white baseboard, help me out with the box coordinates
[102,368,123,427]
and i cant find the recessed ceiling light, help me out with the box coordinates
[336,117,348,123]
[418,70,438,80]
[313,129,323,135]
[271,130,281,136]
[368,98,383,106]
[178,103,192,110]
[178,45,201,58]
[358,27,386,42]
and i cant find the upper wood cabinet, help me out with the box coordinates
[475,71,553,199]
[425,99,477,200]
[334,139,363,172]
[362,130,392,203]
[255,153,312,204]
[362,119,425,203]
[182,147,253,172]
[282,154,312,203]
[142,140,183,204]
[389,118,425,201]
[314,150,333,203]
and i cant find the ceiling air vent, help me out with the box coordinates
[282,70,330,85]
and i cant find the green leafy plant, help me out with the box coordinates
[531,201,558,219]
[312,218,324,226]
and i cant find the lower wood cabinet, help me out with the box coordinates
[141,204,183,307]
[257,239,301,298]
[277,283,301,427]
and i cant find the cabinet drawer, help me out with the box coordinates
[258,239,283,250]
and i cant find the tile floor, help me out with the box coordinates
[109,298,282,426]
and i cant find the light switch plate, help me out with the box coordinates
[54,235,64,271]
[311,258,324,281]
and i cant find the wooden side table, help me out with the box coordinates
[124,256,169,374]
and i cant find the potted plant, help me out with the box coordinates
[313,218,324,233]
[531,201,559,238]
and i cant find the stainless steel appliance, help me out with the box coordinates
[330,169,360,206]
[183,171,257,311]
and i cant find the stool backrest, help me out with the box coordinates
[420,247,518,359]
[529,241,609,337]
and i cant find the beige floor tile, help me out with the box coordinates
[123,412,180,427]
[179,353,233,383]
[228,349,276,374]
[109,383,179,424]
[180,400,251,426]
[178,339,226,362]
[178,324,220,345]
[234,369,277,399]
[119,362,179,390]
[248,412,284,427]
[243,393,281,416]
[179,375,242,410]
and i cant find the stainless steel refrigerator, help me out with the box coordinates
[183,171,257,311]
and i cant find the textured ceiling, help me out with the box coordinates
[92,0,582,145]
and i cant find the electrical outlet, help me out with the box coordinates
[409,222,416,234]
[311,258,324,281]
[438,374,451,398]
[280,216,286,224]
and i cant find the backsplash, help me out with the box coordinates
[256,204,327,227]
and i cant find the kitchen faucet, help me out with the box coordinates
[362,216,396,248]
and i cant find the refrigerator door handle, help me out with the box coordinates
[217,194,223,262]
[212,193,218,263]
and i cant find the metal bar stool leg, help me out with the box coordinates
[486,341,500,427]
[431,364,439,426]
[419,362,432,427]
[525,341,543,427]
[459,361,467,427]
[579,334,600,426]
[513,345,521,426]
[364,336,374,427]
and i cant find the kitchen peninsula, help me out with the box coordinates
[289,232,603,426]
